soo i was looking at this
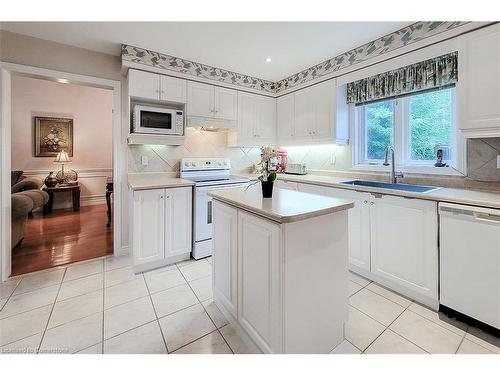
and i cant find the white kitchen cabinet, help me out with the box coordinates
[165,187,192,258]
[128,69,186,103]
[129,69,161,101]
[132,189,166,266]
[160,75,187,103]
[131,186,192,272]
[369,194,438,302]
[277,93,295,145]
[212,201,239,319]
[297,183,371,273]
[215,87,238,121]
[287,179,439,306]
[458,23,500,134]
[187,81,214,118]
[293,80,336,143]
[238,210,282,353]
[227,92,276,147]
[187,81,238,122]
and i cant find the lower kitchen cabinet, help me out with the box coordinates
[297,183,371,273]
[369,194,438,303]
[296,182,438,307]
[131,186,192,272]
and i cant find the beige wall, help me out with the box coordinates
[0,30,121,81]
[11,75,113,208]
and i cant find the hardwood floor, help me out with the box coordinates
[12,204,113,276]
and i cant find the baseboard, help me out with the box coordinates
[81,195,107,207]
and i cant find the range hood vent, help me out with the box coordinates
[187,116,237,132]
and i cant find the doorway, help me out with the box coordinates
[0,63,123,281]
[10,75,115,274]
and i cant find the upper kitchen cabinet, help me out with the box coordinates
[458,23,500,135]
[277,79,349,146]
[227,92,276,147]
[186,81,238,126]
[277,93,295,145]
[128,69,187,103]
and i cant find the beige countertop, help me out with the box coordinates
[128,173,195,190]
[208,185,354,223]
[276,174,500,210]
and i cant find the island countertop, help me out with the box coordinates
[208,185,354,223]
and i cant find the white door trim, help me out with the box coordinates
[0,62,124,281]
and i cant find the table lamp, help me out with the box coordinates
[54,150,72,185]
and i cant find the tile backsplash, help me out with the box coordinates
[128,128,261,173]
[128,130,500,192]
[467,138,500,182]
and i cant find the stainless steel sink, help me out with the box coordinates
[340,180,440,193]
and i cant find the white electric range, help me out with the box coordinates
[180,158,251,259]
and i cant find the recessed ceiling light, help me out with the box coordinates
[265,57,272,63]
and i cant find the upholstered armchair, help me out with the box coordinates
[11,171,49,248]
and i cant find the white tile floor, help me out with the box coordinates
[0,255,499,354]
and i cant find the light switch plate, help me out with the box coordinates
[141,155,148,166]
[497,155,500,169]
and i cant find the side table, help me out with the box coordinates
[43,183,81,215]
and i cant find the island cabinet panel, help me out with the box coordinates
[369,195,438,301]
[212,201,239,319]
[132,189,166,266]
[283,211,348,354]
[297,183,371,273]
[238,211,283,354]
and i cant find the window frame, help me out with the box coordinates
[352,87,462,175]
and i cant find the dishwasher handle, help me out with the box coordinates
[473,213,500,224]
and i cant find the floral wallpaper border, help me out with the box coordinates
[121,21,470,94]
[121,44,276,92]
[274,21,469,93]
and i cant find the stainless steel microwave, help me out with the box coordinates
[133,105,184,135]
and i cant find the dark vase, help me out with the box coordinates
[44,172,58,187]
[261,180,274,198]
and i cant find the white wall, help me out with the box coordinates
[11,75,113,208]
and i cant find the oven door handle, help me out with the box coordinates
[195,183,249,192]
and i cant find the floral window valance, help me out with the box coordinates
[346,52,458,105]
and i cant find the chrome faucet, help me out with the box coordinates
[383,146,404,183]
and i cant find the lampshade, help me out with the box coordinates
[53,150,72,164]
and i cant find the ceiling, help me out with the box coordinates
[1,22,411,81]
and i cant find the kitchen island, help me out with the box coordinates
[208,186,354,354]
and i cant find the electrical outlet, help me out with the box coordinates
[497,155,500,169]
[141,155,148,166]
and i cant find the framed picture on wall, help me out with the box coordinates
[34,116,73,157]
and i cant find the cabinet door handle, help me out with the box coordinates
[363,200,368,204]
[370,201,375,205]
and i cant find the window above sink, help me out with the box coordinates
[352,87,462,176]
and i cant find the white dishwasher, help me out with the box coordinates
[439,202,500,331]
